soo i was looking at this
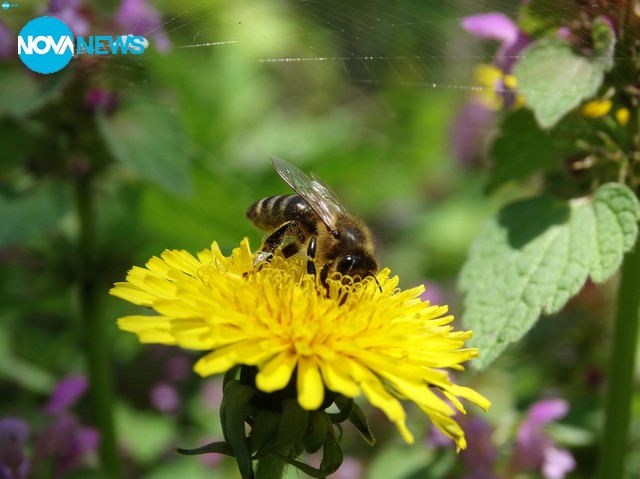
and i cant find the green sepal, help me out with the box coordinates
[256,398,309,458]
[221,380,257,479]
[274,435,343,479]
[248,409,281,455]
[337,397,375,445]
[302,411,333,454]
[319,436,344,478]
[328,396,353,423]
[176,441,234,457]
[223,366,240,388]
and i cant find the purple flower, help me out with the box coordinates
[115,0,171,52]
[0,21,15,59]
[0,418,29,479]
[84,89,119,114]
[419,281,444,306]
[34,415,99,478]
[461,13,530,73]
[511,399,576,479]
[459,416,498,479]
[328,456,363,479]
[150,382,181,413]
[44,375,88,415]
[33,375,99,477]
[427,413,499,479]
[449,100,496,166]
[451,12,529,166]
[47,0,90,37]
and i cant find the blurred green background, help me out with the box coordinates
[1,0,633,478]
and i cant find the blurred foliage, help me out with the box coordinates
[1,0,639,478]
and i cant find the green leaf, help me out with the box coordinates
[487,109,585,192]
[460,183,639,369]
[0,182,67,247]
[592,16,616,72]
[0,65,69,118]
[97,95,191,195]
[514,36,611,128]
[115,403,176,464]
[367,443,432,479]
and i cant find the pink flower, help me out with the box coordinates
[115,0,171,52]
[47,0,90,36]
[461,13,530,73]
[43,375,88,415]
[511,399,576,479]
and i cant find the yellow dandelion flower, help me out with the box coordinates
[581,99,612,118]
[111,238,490,450]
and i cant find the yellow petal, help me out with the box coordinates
[255,349,297,392]
[317,358,360,398]
[297,356,324,410]
[361,380,413,443]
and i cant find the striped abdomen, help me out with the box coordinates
[246,194,316,233]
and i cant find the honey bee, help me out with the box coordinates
[247,157,379,285]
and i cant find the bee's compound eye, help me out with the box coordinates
[336,255,357,274]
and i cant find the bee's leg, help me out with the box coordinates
[306,237,317,275]
[319,263,329,288]
[261,221,294,254]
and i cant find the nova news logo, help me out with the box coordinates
[18,16,146,74]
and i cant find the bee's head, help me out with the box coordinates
[335,252,379,281]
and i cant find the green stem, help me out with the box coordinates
[597,244,640,479]
[75,175,122,478]
[255,452,289,479]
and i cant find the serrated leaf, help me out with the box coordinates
[460,183,639,369]
[0,182,67,247]
[589,184,640,281]
[97,95,191,195]
[514,39,607,128]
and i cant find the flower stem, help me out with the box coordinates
[255,452,289,479]
[597,243,640,479]
[75,175,122,478]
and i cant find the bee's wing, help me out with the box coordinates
[271,157,347,232]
